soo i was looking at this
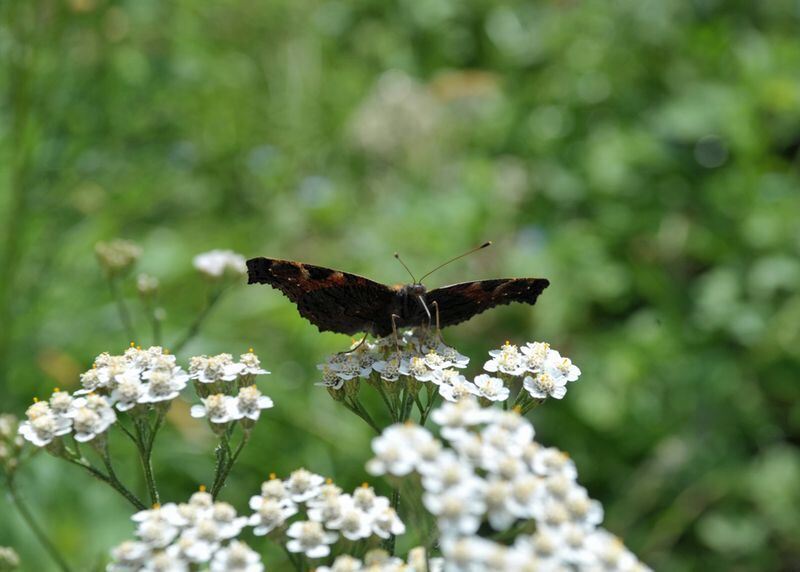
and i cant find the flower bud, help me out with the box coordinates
[136,273,159,298]
[95,240,141,277]
[0,546,20,571]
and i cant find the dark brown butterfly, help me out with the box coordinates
[246,243,549,338]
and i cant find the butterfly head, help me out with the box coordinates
[401,283,427,297]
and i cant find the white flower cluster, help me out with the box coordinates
[18,392,114,447]
[367,399,651,572]
[193,249,247,280]
[95,239,142,276]
[107,471,406,570]
[249,469,404,558]
[189,351,272,426]
[17,346,271,448]
[485,341,581,401]
[318,331,580,405]
[317,547,440,572]
[107,489,262,572]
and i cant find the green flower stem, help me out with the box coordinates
[211,430,250,498]
[383,486,401,555]
[374,380,397,422]
[134,411,165,506]
[4,476,73,572]
[520,398,544,415]
[419,389,438,427]
[173,287,224,354]
[342,398,381,434]
[65,456,145,510]
[107,276,136,342]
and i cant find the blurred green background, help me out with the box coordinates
[2,0,800,570]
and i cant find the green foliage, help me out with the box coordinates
[2,0,799,570]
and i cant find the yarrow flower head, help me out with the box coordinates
[365,397,651,571]
[193,249,247,280]
[95,239,141,277]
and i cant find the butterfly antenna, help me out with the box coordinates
[418,241,492,283]
[394,252,417,283]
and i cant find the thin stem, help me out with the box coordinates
[107,277,136,342]
[374,380,397,422]
[342,398,381,434]
[211,431,249,498]
[383,487,401,555]
[65,457,146,510]
[5,477,73,572]
[173,288,224,354]
[101,441,148,509]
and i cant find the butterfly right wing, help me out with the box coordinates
[246,257,398,336]
[426,278,550,328]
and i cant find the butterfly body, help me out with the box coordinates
[246,257,549,337]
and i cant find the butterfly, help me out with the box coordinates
[246,243,549,338]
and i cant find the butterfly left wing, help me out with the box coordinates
[426,278,550,328]
[246,257,397,336]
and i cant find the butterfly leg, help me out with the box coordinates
[431,300,446,345]
[339,333,369,355]
[391,313,402,355]
[417,295,432,331]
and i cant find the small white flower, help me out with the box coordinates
[18,411,71,447]
[48,391,74,417]
[520,341,550,373]
[508,473,544,519]
[326,500,373,541]
[366,424,432,476]
[176,518,222,563]
[237,351,270,377]
[586,529,649,571]
[315,555,364,572]
[431,368,466,387]
[231,386,273,421]
[210,502,248,539]
[483,477,517,531]
[135,513,180,549]
[544,350,581,383]
[418,450,478,494]
[423,487,485,537]
[316,364,345,389]
[140,368,188,403]
[372,356,402,382]
[111,370,147,411]
[259,476,291,503]
[210,540,264,572]
[484,342,525,376]
[532,447,578,480]
[189,354,238,384]
[306,490,347,525]
[438,377,480,403]
[431,343,470,369]
[399,356,437,382]
[108,540,150,569]
[66,395,116,442]
[523,372,567,400]
[249,496,297,535]
[132,503,189,529]
[371,505,406,539]
[285,468,325,503]
[191,394,236,424]
[193,249,247,279]
[563,484,604,528]
[473,374,510,402]
[429,398,489,440]
[327,354,362,381]
[285,520,338,559]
